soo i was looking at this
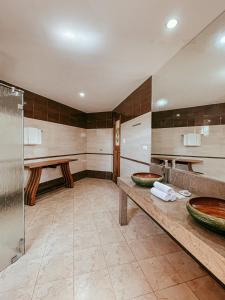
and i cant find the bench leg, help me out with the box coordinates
[61,162,74,188]
[119,188,128,225]
[25,167,42,206]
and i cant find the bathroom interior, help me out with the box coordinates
[0,1,225,299]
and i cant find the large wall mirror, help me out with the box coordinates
[151,12,225,181]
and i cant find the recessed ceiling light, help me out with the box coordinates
[220,35,225,44]
[79,92,85,98]
[156,98,168,107]
[63,30,75,39]
[166,18,178,29]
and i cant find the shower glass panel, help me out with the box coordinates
[0,84,24,271]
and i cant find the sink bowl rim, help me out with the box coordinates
[131,172,163,187]
[186,196,225,234]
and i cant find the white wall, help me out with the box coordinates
[152,124,225,181]
[120,112,151,177]
[86,128,113,172]
[24,118,87,184]
[24,119,113,184]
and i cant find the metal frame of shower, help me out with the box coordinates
[0,82,25,267]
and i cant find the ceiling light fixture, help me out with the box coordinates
[220,35,225,44]
[166,18,178,29]
[79,92,85,98]
[63,30,75,39]
[156,98,168,107]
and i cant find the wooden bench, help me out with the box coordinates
[151,155,202,172]
[24,159,75,206]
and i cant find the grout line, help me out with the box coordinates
[30,224,54,300]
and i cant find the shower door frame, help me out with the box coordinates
[0,83,25,271]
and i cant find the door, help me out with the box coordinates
[113,114,121,182]
[0,84,24,271]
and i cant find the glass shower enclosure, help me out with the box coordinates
[0,83,25,271]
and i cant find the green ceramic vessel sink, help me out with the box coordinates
[186,197,225,234]
[131,172,163,188]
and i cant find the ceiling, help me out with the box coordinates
[153,11,225,111]
[0,1,224,112]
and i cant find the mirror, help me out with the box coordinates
[151,12,225,181]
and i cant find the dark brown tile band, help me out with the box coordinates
[2,79,150,128]
[152,103,225,129]
[86,170,113,180]
[24,153,85,161]
[86,112,113,129]
[86,153,113,156]
[113,77,152,123]
[24,153,113,161]
[120,156,150,166]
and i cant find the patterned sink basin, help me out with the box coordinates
[131,172,163,188]
[186,197,225,234]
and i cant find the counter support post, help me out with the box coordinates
[119,188,128,225]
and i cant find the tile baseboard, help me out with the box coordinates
[86,170,113,180]
[37,170,113,195]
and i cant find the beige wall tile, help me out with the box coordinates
[120,158,149,177]
[86,128,113,154]
[152,125,225,181]
[24,119,113,184]
[86,154,113,172]
[120,112,151,177]
[24,118,86,158]
[121,112,151,163]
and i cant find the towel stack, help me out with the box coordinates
[150,182,177,202]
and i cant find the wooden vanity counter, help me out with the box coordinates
[117,177,225,285]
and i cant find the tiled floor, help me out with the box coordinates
[0,178,224,300]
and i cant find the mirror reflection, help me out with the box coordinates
[152,12,225,181]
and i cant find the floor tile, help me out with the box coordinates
[132,293,157,300]
[139,256,182,291]
[93,211,119,231]
[44,234,73,256]
[32,278,73,300]
[74,247,106,275]
[1,178,223,300]
[187,275,225,300]
[166,251,206,282]
[74,269,116,300]
[74,230,101,250]
[0,257,41,293]
[99,228,125,245]
[74,213,96,232]
[128,238,156,261]
[37,253,73,284]
[120,222,163,242]
[0,287,33,300]
[102,241,135,267]
[155,283,198,300]
[109,262,152,299]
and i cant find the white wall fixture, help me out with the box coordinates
[24,127,42,145]
[183,133,201,146]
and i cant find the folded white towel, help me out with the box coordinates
[153,182,174,195]
[151,187,176,202]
